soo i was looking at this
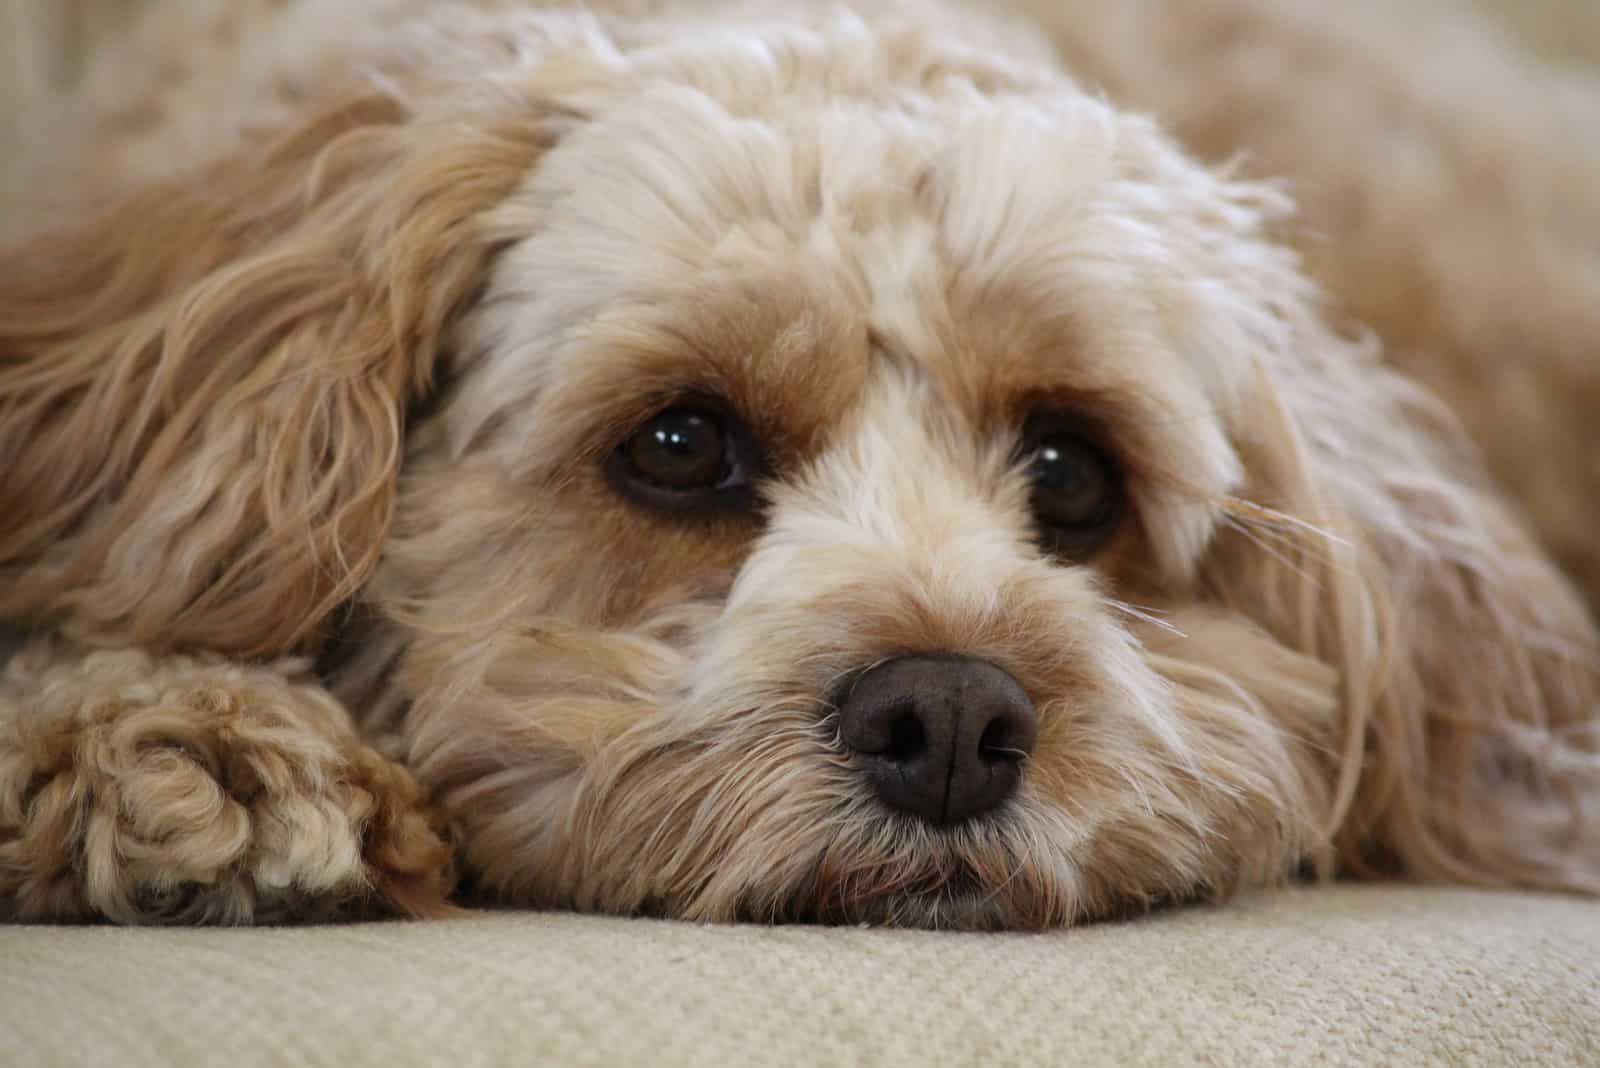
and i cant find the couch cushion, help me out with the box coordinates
[2,886,1596,1067]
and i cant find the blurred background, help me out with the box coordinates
[3,0,1595,136]
[4,0,1599,98]
[3,0,1596,229]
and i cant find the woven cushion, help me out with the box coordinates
[4,886,1597,1066]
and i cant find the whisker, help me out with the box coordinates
[1106,598,1186,637]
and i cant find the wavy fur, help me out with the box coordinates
[0,0,1596,926]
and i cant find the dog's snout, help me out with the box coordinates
[837,656,1038,825]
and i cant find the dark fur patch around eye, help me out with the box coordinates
[1016,411,1126,558]
[605,398,766,517]
[0,623,26,670]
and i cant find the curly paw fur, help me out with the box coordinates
[0,641,455,924]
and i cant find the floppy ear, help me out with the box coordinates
[1207,295,1600,894]
[0,86,557,657]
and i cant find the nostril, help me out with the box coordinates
[884,708,927,762]
[977,716,1030,764]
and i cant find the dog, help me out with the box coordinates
[1,0,1596,928]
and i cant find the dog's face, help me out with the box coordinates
[4,5,1592,929]
[378,12,1349,927]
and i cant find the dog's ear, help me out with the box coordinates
[1206,290,1600,895]
[0,86,558,657]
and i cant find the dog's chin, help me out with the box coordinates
[744,861,1103,931]
[709,813,1092,931]
[794,870,1048,932]
[791,864,1191,932]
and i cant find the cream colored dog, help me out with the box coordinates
[1,0,1596,927]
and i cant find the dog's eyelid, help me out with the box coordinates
[1010,405,1129,560]
[602,389,774,518]
[573,384,728,463]
[1013,403,1121,457]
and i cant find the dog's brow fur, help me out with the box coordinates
[0,0,1597,927]
[510,271,874,485]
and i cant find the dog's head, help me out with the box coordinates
[2,5,1595,927]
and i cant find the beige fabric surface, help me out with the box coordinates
[3,886,1598,1067]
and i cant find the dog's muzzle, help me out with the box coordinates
[837,656,1038,825]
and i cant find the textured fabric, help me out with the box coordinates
[3,886,1597,1067]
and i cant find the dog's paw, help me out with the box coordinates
[0,648,455,924]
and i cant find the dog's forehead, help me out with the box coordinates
[461,34,1248,546]
[502,82,1211,408]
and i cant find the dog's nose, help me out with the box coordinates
[836,656,1038,825]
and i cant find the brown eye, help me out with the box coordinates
[608,403,759,515]
[1024,428,1123,555]
[626,408,727,489]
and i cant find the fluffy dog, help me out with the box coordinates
[1,0,1597,927]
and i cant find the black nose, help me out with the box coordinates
[836,656,1038,826]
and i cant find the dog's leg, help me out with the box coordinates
[0,636,454,924]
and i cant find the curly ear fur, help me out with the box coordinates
[0,87,553,657]
[1210,293,1600,895]
[1020,0,1600,599]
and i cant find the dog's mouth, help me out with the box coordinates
[794,867,1046,930]
[843,866,1030,930]
[736,847,1068,931]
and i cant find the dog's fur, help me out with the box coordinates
[1,0,1597,928]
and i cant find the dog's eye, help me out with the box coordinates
[608,404,757,514]
[627,408,727,488]
[1023,427,1123,555]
